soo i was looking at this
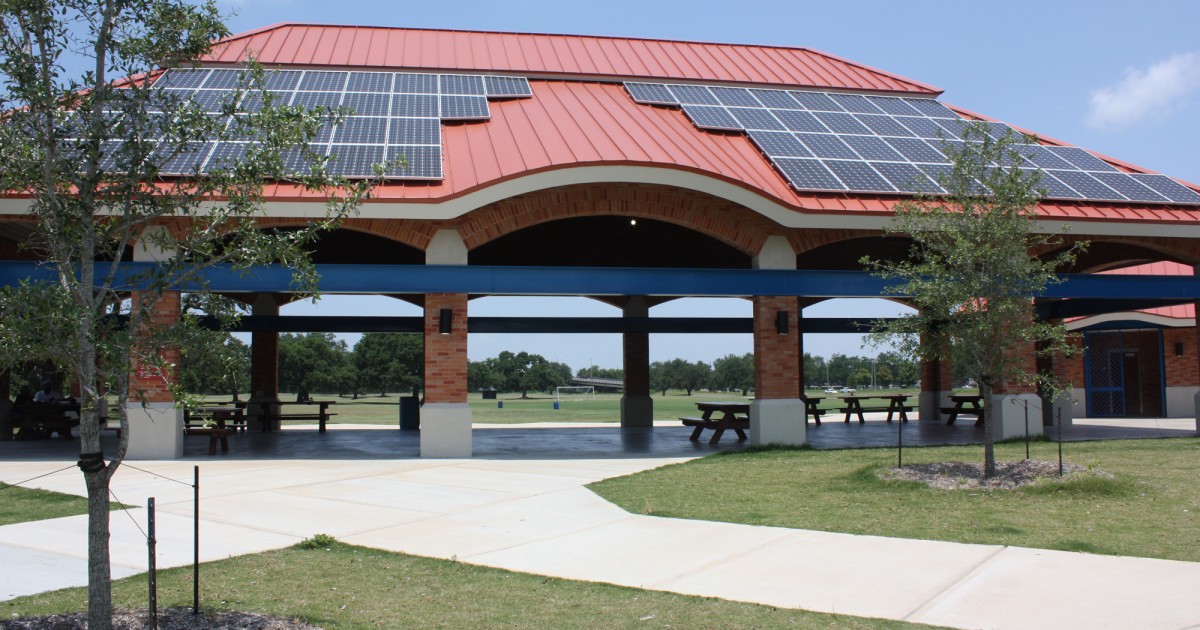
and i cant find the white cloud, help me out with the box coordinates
[1087,52,1200,129]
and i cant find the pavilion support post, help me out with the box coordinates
[749,237,804,446]
[991,315,1043,441]
[1194,293,1200,433]
[749,295,805,446]
[126,290,184,459]
[422,292,472,457]
[918,337,953,423]
[1044,333,1082,428]
[620,297,653,428]
[247,294,281,432]
[124,230,183,459]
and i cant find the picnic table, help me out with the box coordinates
[14,401,80,440]
[942,395,984,426]
[231,399,337,432]
[680,401,749,444]
[184,407,243,455]
[838,394,911,423]
[801,395,825,425]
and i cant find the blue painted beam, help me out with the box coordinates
[1,261,1198,300]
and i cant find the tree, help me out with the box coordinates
[0,3,372,625]
[863,123,1084,477]
[850,368,872,389]
[467,360,502,392]
[576,365,623,380]
[711,353,753,395]
[488,351,569,398]
[875,365,894,388]
[353,333,422,396]
[659,358,711,395]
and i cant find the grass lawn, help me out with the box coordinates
[0,484,127,526]
[215,388,936,425]
[3,540,939,629]
[590,438,1200,563]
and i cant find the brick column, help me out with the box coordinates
[422,292,472,457]
[918,334,953,423]
[621,297,653,428]
[248,294,280,431]
[1194,293,1200,432]
[989,311,1043,441]
[749,295,806,445]
[1162,327,1196,420]
[125,289,184,458]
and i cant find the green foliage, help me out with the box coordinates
[278,333,355,395]
[475,351,571,398]
[352,333,422,396]
[862,122,1086,475]
[296,533,338,550]
[709,353,753,394]
[575,364,623,380]
[651,358,712,395]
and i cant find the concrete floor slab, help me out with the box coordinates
[276,476,518,514]
[0,544,141,600]
[160,490,436,538]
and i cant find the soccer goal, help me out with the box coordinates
[555,386,596,402]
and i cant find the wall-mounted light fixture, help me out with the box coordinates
[775,310,789,335]
[439,308,453,335]
[1175,342,1184,357]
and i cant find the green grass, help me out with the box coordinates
[590,438,1200,562]
[0,484,128,526]
[3,541,939,629]
[216,388,937,426]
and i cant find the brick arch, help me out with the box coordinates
[254,217,436,251]
[454,183,779,255]
[790,229,885,256]
[1033,234,1200,271]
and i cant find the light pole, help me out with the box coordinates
[871,358,877,391]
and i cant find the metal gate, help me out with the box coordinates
[1085,331,1125,417]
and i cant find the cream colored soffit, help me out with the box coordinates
[1065,311,1195,331]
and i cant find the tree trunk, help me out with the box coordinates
[85,470,113,630]
[980,380,996,478]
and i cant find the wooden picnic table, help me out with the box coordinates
[14,401,80,440]
[231,399,337,432]
[801,396,825,425]
[838,394,911,423]
[942,395,984,426]
[184,407,243,455]
[680,401,749,444]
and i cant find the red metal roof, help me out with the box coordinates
[1100,262,1195,320]
[205,23,939,94]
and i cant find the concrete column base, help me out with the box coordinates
[918,391,952,423]
[1047,393,1076,428]
[989,394,1044,442]
[1194,391,1200,434]
[750,399,806,447]
[620,395,654,428]
[246,394,280,432]
[1165,386,1199,418]
[124,403,184,459]
[420,402,472,458]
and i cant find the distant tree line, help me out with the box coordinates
[181,332,924,398]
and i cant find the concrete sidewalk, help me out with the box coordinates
[1,437,1198,629]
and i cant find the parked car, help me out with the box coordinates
[823,387,839,394]
[839,387,856,394]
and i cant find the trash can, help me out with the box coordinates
[399,396,420,430]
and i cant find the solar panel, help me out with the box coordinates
[388,117,441,145]
[347,71,393,93]
[750,89,801,109]
[1046,170,1122,201]
[681,105,741,131]
[1090,172,1168,203]
[828,93,882,114]
[775,158,845,190]
[439,95,489,120]
[625,82,677,105]
[813,111,871,135]
[332,117,390,144]
[440,74,486,96]
[771,109,828,133]
[826,160,895,192]
[709,87,759,107]
[101,68,536,180]
[298,71,347,92]
[894,116,946,139]
[394,73,439,94]
[902,98,957,118]
[1050,147,1119,172]
[727,107,785,131]
[669,85,719,105]
[484,76,533,98]
[882,137,944,163]
[1130,174,1200,204]
[795,133,858,159]
[746,130,812,158]
[789,91,841,111]
[387,145,443,179]
[844,135,905,162]
[866,96,923,116]
[872,162,944,194]
[855,114,914,137]
[1029,170,1084,199]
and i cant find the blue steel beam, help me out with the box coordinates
[1,261,1198,299]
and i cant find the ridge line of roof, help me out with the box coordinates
[212,22,941,94]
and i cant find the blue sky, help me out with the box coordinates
[216,0,1200,371]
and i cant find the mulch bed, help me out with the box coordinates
[878,459,1108,490]
[1,607,321,629]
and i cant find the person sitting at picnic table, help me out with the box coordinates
[33,379,64,403]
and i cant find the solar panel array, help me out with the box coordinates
[625,82,1200,205]
[91,68,533,180]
